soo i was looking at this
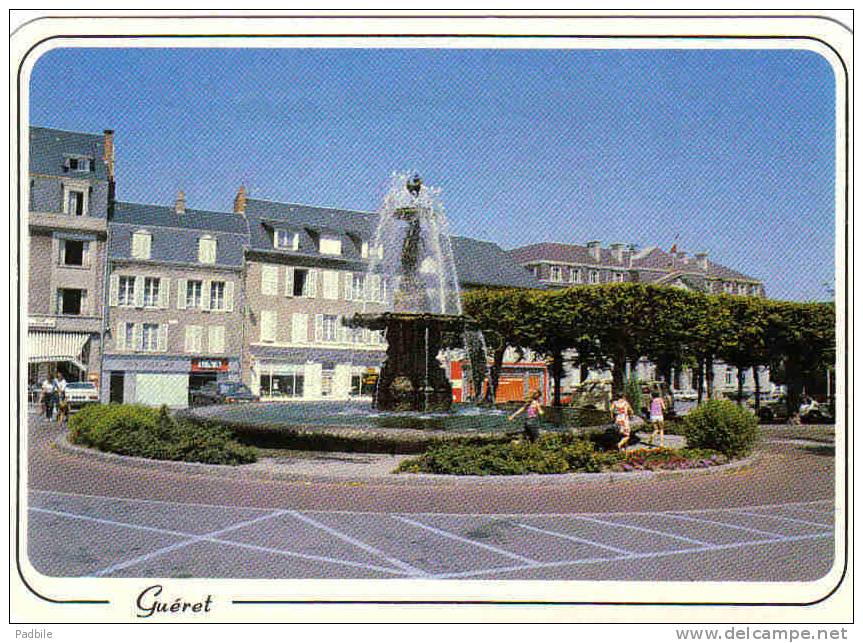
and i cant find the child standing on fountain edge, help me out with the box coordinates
[508,389,544,442]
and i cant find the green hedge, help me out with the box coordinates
[395,433,725,476]
[68,404,257,465]
[682,399,760,457]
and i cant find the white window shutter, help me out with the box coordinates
[202,280,212,310]
[337,315,348,343]
[369,274,381,303]
[177,279,187,309]
[115,321,126,351]
[307,270,318,298]
[158,325,168,352]
[159,278,170,308]
[82,241,91,268]
[184,326,195,353]
[291,313,307,343]
[132,323,141,351]
[134,276,144,307]
[343,272,352,301]
[260,310,276,343]
[314,314,323,343]
[225,281,234,312]
[209,326,225,353]
[109,274,119,307]
[284,267,294,297]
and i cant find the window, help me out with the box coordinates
[143,278,160,307]
[259,373,304,399]
[275,229,299,250]
[122,322,135,350]
[66,156,92,172]
[724,282,734,294]
[185,280,202,309]
[569,268,582,284]
[549,265,563,282]
[260,310,277,343]
[60,239,86,266]
[141,323,159,352]
[589,270,600,284]
[750,285,760,296]
[210,281,226,311]
[361,241,369,258]
[118,276,135,307]
[261,265,279,296]
[208,326,225,353]
[67,190,85,216]
[725,367,735,386]
[614,272,625,283]
[291,268,316,298]
[351,370,378,396]
[291,314,308,343]
[198,237,217,264]
[322,270,339,300]
[56,289,86,315]
[346,273,365,301]
[131,231,151,260]
[184,325,203,353]
[319,234,342,255]
[319,314,340,343]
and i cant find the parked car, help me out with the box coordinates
[190,381,258,407]
[757,396,832,424]
[63,381,100,409]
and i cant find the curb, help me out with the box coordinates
[55,434,758,486]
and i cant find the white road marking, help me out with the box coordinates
[434,532,834,580]
[730,510,831,529]
[393,516,540,565]
[572,515,712,547]
[287,510,430,577]
[30,506,407,576]
[662,513,788,539]
[514,522,635,556]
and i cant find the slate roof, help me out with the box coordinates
[109,201,248,267]
[29,126,109,181]
[508,242,761,283]
[451,237,543,289]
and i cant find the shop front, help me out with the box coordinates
[101,354,240,408]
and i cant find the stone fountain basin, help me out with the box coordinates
[181,402,608,454]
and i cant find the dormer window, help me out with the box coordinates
[198,236,217,264]
[62,182,89,216]
[65,156,92,172]
[131,230,151,260]
[319,233,342,256]
[275,229,299,251]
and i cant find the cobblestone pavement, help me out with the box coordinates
[21,411,839,582]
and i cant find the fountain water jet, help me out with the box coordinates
[345,173,480,412]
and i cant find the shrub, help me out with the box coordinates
[682,399,760,457]
[69,404,256,465]
[624,374,643,415]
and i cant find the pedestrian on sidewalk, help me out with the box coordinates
[648,390,667,447]
[39,377,54,419]
[611,391,634,451]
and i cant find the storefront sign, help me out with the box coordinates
[362,370,379,387]
[191,358,229,372]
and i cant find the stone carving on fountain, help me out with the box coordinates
[345,173,477,412]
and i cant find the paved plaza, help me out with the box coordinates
[28,490,834,581]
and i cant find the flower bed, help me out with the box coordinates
[395,433,726,476]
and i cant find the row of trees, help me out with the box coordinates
[462,283,836,415]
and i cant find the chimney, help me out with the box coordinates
[586,240,601,262]
[175,190,186,215]
[102,129,115,180]
[695,252,709,271]
[233,184,247,215]
[610,242,625,264]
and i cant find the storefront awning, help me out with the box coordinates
[28,331,89,370]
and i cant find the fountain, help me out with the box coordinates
[345,173,479,412]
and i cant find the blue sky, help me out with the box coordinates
[30,47,836,301]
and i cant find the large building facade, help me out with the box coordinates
[27,127,114,386]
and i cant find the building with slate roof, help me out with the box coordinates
[509,241,765,297]
[100,195,249,406]
[237,192,541,401]
[27,126,115,386]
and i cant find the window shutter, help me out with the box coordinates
[109,274,119,307]
[82,241,91,268]
[291,313,307,344]
[368,274,381,303]
[134,276,144,307]
[314,314,323,343]
[159,278,170,308]
[132,323,141,351]
[142,234,151,260]
[284,267,294,297]
[225,281,234,312]
[115,321,126,351]
[184,326,195,353]
[337,315,348,343]
[262,265,278,296]
[306,270,318,298]
[158,325,168,352]
[343,272,352,301]
[177,279,187,309]
[202,280,212,310]
[209,326,225,353]
[260,310,276,343]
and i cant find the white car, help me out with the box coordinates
[63,382,100,409]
